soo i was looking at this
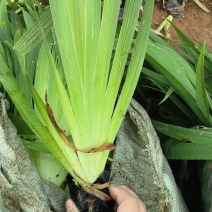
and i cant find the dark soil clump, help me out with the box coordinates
[67,167,115,212]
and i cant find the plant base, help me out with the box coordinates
[67,167,115,212]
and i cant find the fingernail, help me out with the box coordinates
[66,199,73,212]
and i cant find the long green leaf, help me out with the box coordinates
[162,138,212,160]
[141,67,199,123]
[49,1,90,157]
[153,120,212,143]
[23,139,50,153]
[194,0,210,13]
[0,55,47,141]
[34,40,70,134]
[108,0,155,142]
[146,43,209,125]
[42,40,81,146]
[196,46,212,125]
[0,0,10,35]
[8,112,34,135]
[91,0,121,154]
[103,0,143,129]
[26,76,86,182]
[14,8,53,54]
[0,54,83,184]
[168,21,200,59]
[159,86,174,105]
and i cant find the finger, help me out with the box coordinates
[116,196,146,212]
[66,199,79,212]
[109,185,146,211]
[118,185,138,198]
[109,185,137,205]
[109,185,138,204]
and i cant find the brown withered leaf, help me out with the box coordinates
[45,92,115,153]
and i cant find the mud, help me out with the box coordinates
[152,0,212,49]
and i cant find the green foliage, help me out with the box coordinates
[0,0,69,186]
[193,0,210,13]
[138,24,212,159]
[0,0,155,185]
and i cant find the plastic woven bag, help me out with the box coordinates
[198,161,212,212]
[111,99,188,212]
[0,95,67,212]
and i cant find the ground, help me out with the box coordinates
[152,0,212,50]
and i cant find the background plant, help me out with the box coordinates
[135,23,212,211]
[136,27,212,159]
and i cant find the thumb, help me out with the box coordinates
[66,199,79,212]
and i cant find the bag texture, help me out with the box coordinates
[0,95,67,212]
[111,99,188,212]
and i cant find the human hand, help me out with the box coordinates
[66,185,146,212]
[66,199,79,212]
[109,185,146,212]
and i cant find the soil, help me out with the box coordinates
[152,0,212,50]
[66,167,115,212]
